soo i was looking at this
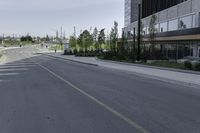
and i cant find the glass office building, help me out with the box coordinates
[124,0,200,59]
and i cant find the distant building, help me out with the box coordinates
[124,0,200,59]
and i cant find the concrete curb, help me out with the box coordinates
[40,53,99,67]
[96,58,200,75]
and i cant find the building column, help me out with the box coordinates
[176,43,179,60]
[198,46,200,58]
[193,44,198,58]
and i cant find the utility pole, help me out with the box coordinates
[137,4,141,61]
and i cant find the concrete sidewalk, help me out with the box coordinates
[39,51,200,87]
[0,48,5,65]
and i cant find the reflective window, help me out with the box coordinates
[146,26,149,34]
[168,19,178,31]
[160,22,168,32]
[192,15,196,28]
[155,24,159,33]
[143,27,147,35]
[179,15,192,29]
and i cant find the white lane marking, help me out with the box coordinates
[0,68,29,71]
[0,73,19,76]
[32,60,150,133]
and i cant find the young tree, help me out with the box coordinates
[77,33,84,52]
[69,36,77,51]
[98,29,106,52]
[119,31,127,56]
[110,21,118,52]
[148,14,157,54]
[46,34,50,42]
[92,27,98,51]
[82,30,93,53]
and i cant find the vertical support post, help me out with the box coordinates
[189,43,192,56]
[137,4,141,61]
[133,28,136,57]
[166,44,168,59]
[176,41,179,60]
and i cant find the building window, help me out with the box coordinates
[168,19,178,31]
[179,15,192,30]
[160,22,168,32]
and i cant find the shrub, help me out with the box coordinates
[64,50,73,55]
[184,61,192,70]
[112,56,117,61]
[75,51,96,57]
[73,49,78,54]
[194,62,200,71]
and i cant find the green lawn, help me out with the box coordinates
[145,61,185,69]
[20,41,32,45]
[99,57,185,70]
[49,44,64,51]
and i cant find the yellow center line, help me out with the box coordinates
[30,57,150,133]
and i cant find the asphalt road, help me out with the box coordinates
[0,47,200,133]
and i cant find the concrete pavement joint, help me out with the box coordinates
[30,58,150,133]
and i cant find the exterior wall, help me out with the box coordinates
[124,0,131,27]
[131,0,142,23]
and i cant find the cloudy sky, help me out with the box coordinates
[0,0,124,37]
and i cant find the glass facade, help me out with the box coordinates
[168,19,178,31]
[160,22,168,32]
[156,14,195,33]
[179,15,192,29]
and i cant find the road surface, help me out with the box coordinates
[0,47,200,133]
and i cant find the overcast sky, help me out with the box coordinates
[0,0,124,37]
